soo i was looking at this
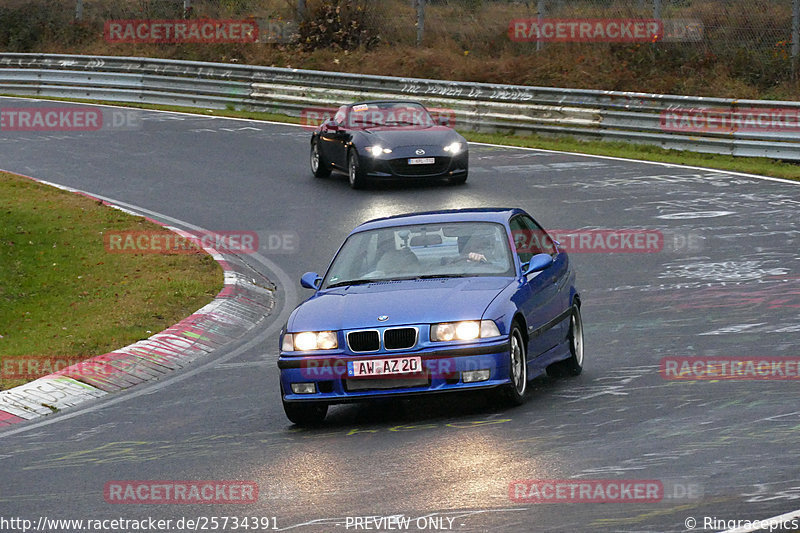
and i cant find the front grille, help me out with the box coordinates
[388,157,450,177]
[384,328,417,350]
[347,330,380,352]
[344,376,429,391]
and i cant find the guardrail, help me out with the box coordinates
[1,53,799,160]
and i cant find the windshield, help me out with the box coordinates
[346,102,435,128]
[322,222,515,289]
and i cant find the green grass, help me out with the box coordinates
[17,95,797,182]
[0,171,223,390]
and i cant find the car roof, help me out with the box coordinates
[353,208,526,233]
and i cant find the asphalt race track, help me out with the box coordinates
[2,97,800,533]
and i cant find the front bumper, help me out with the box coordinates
[360,151,468,180]
[279,338,510,403]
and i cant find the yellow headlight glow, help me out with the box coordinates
[431,320,500,342]
[289,331,338,351]
[455,321,480,340]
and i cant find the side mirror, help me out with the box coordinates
[521,253,553,276]
[436,115,450,126]
[300,271,322,289]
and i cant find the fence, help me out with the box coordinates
[1,53,799,161]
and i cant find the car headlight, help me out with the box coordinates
[282,331,338,351]
[430,320,501,342]
[443,142,463,154]
[367,145,392,157]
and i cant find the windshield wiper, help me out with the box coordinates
[325,279,381,288]
[414,274,469,279]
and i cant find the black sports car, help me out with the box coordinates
[309,100,468,188]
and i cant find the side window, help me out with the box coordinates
[510,215,556,263]
[509,216,532,264]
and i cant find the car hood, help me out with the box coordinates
[361,126,459,147]
[288,277,513,331]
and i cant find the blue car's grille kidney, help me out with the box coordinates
[347,330,380,352]
[384,328,417,350]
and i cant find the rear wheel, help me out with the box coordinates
[503,324,528,405]
[282,399,328,426]
[348,150,367,189]
[310,140,331,178]
[547,305,584,377]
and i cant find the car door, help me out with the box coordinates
[318,106,349,169]
[509,214,568,362]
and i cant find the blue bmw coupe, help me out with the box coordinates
[278,208,583,424]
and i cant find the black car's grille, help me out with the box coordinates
[384,328,417,350]
[388,157,450,177]
[347,330,380,352]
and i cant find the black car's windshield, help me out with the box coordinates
[347,102,435,129]
[322,222,515,289]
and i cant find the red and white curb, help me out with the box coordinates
[0,174,274,427]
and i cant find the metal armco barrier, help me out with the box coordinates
[1,53,799,160]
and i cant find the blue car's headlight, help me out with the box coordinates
[367,145,392,157]
[282,331,338,351]
[443,142,463,155]
[430,320,501,342]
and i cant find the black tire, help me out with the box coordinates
[503,323,528,405]
[348,149,367,189]
[310,140,331,178]
[282,399,328,426]
[450,171,468,185]
[546,305,584,378]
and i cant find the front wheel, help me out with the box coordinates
[310,140,331,178]
[450,169,468,185]
[546,305,584,377]
[503,324,528,405]
[348,150,367,189]
[282,399,328,426]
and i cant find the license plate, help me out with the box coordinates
[408,157,435,165]
[347,356,422,377]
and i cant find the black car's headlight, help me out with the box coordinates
[367,145,392,157]
[282,331,338,351]
[443,142,464,155]
[430,320,501,342]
